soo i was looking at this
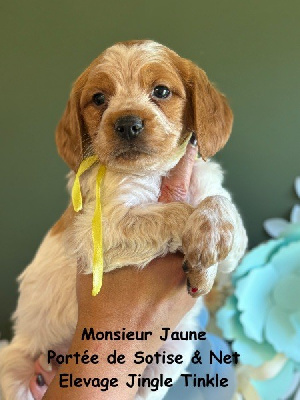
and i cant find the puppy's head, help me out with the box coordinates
[56,40,233,173]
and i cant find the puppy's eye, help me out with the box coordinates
[92,92,106,106]
[152,85,171,99]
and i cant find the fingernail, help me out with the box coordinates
[39,354,52,372]
[191,287,198,293]
[36,374,45,387]
[189,132,197,147]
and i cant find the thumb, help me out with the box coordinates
[159,134,198,203]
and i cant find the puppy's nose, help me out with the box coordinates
[114,115,144,140]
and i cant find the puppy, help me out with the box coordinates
[0,40,247,400]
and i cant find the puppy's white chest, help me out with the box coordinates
[73,168,166,273]
[101,170,162,215]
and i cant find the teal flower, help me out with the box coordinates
[216,177,300,400]
[263,177,300,238]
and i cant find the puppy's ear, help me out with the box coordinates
[55,72,89,171]
[185,62,233,160]
[55,94,82,170]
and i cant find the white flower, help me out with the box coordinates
[264,176,300,238]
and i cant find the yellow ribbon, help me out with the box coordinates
[91,165,106,296]
[72,156,99,212]
[71,156,106,296]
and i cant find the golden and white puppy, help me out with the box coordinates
[0,40,247,400]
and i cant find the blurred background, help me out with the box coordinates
[1,0,299,340]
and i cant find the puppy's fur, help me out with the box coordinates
[0,40,247,400]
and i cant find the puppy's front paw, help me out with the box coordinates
[182,196,234,269]
[182,196,234,297]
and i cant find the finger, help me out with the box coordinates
[29,373,47,400]
[159,134,198,203]
[29,356,56,399]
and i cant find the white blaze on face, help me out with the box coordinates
[96,42,178,135]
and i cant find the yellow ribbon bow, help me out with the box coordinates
[71,156,106,296]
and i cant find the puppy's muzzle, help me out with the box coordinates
[114,115,144,141]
